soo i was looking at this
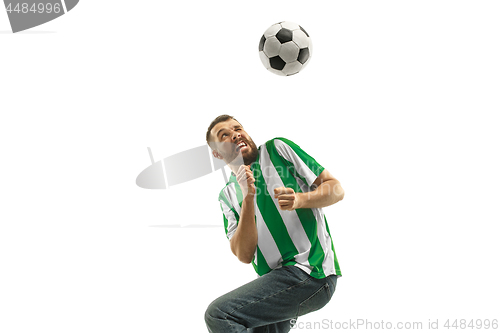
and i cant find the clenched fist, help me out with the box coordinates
[274,187,301,211]
[236,165,255,199]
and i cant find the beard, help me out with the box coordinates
[217,137,259,168]
[242,138,259,165]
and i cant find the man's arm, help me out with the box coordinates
[274,169,344,210]
[229,196,257,264]
[229,165,258,264]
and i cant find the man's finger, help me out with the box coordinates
[274,187,294,197]
[236,166,246,177]
[237,164,249,173]
[279,202,291,210]
[274,187,286,195]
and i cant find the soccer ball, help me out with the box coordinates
[258,21,312,76]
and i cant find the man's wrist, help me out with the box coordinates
[295,192,305,209]
[243,195,254,205]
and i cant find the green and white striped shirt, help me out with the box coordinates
[218,137,342,279]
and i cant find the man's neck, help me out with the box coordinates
[228,163,243,176]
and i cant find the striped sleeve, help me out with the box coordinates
[273,138,325,188]
[219,186,239,240]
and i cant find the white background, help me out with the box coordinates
[1,1,499,332]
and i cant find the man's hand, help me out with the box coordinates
[236,165,255,199]
[274,187,301,211]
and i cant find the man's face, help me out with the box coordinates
[210,119,258,166]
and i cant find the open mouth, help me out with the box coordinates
[236,141,248,152]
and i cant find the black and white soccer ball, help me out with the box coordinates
[258,21,312,76]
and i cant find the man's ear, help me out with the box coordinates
[212,150,223,160]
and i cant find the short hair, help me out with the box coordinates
[206,114,240,148]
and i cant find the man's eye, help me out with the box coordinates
[222,134,227,138]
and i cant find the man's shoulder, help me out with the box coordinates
[261,137,303,156]
[262,137,296,149]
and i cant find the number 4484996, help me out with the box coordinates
[444,319,498,329]
[6,3,61,14]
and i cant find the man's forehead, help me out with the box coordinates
[212,120,242,134]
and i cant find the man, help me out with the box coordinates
[204,115,344,333]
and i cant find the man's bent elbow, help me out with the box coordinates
[334,183,345,203]
[236,249,254,264]
[230,235,257,264]
[238,255,253,264]
[233,248,254,264]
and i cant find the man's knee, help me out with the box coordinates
[204,301,216,326]
[205,298,225,328]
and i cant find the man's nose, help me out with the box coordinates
[232,131,241,141]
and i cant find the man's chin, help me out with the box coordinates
[223,144,257,166]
